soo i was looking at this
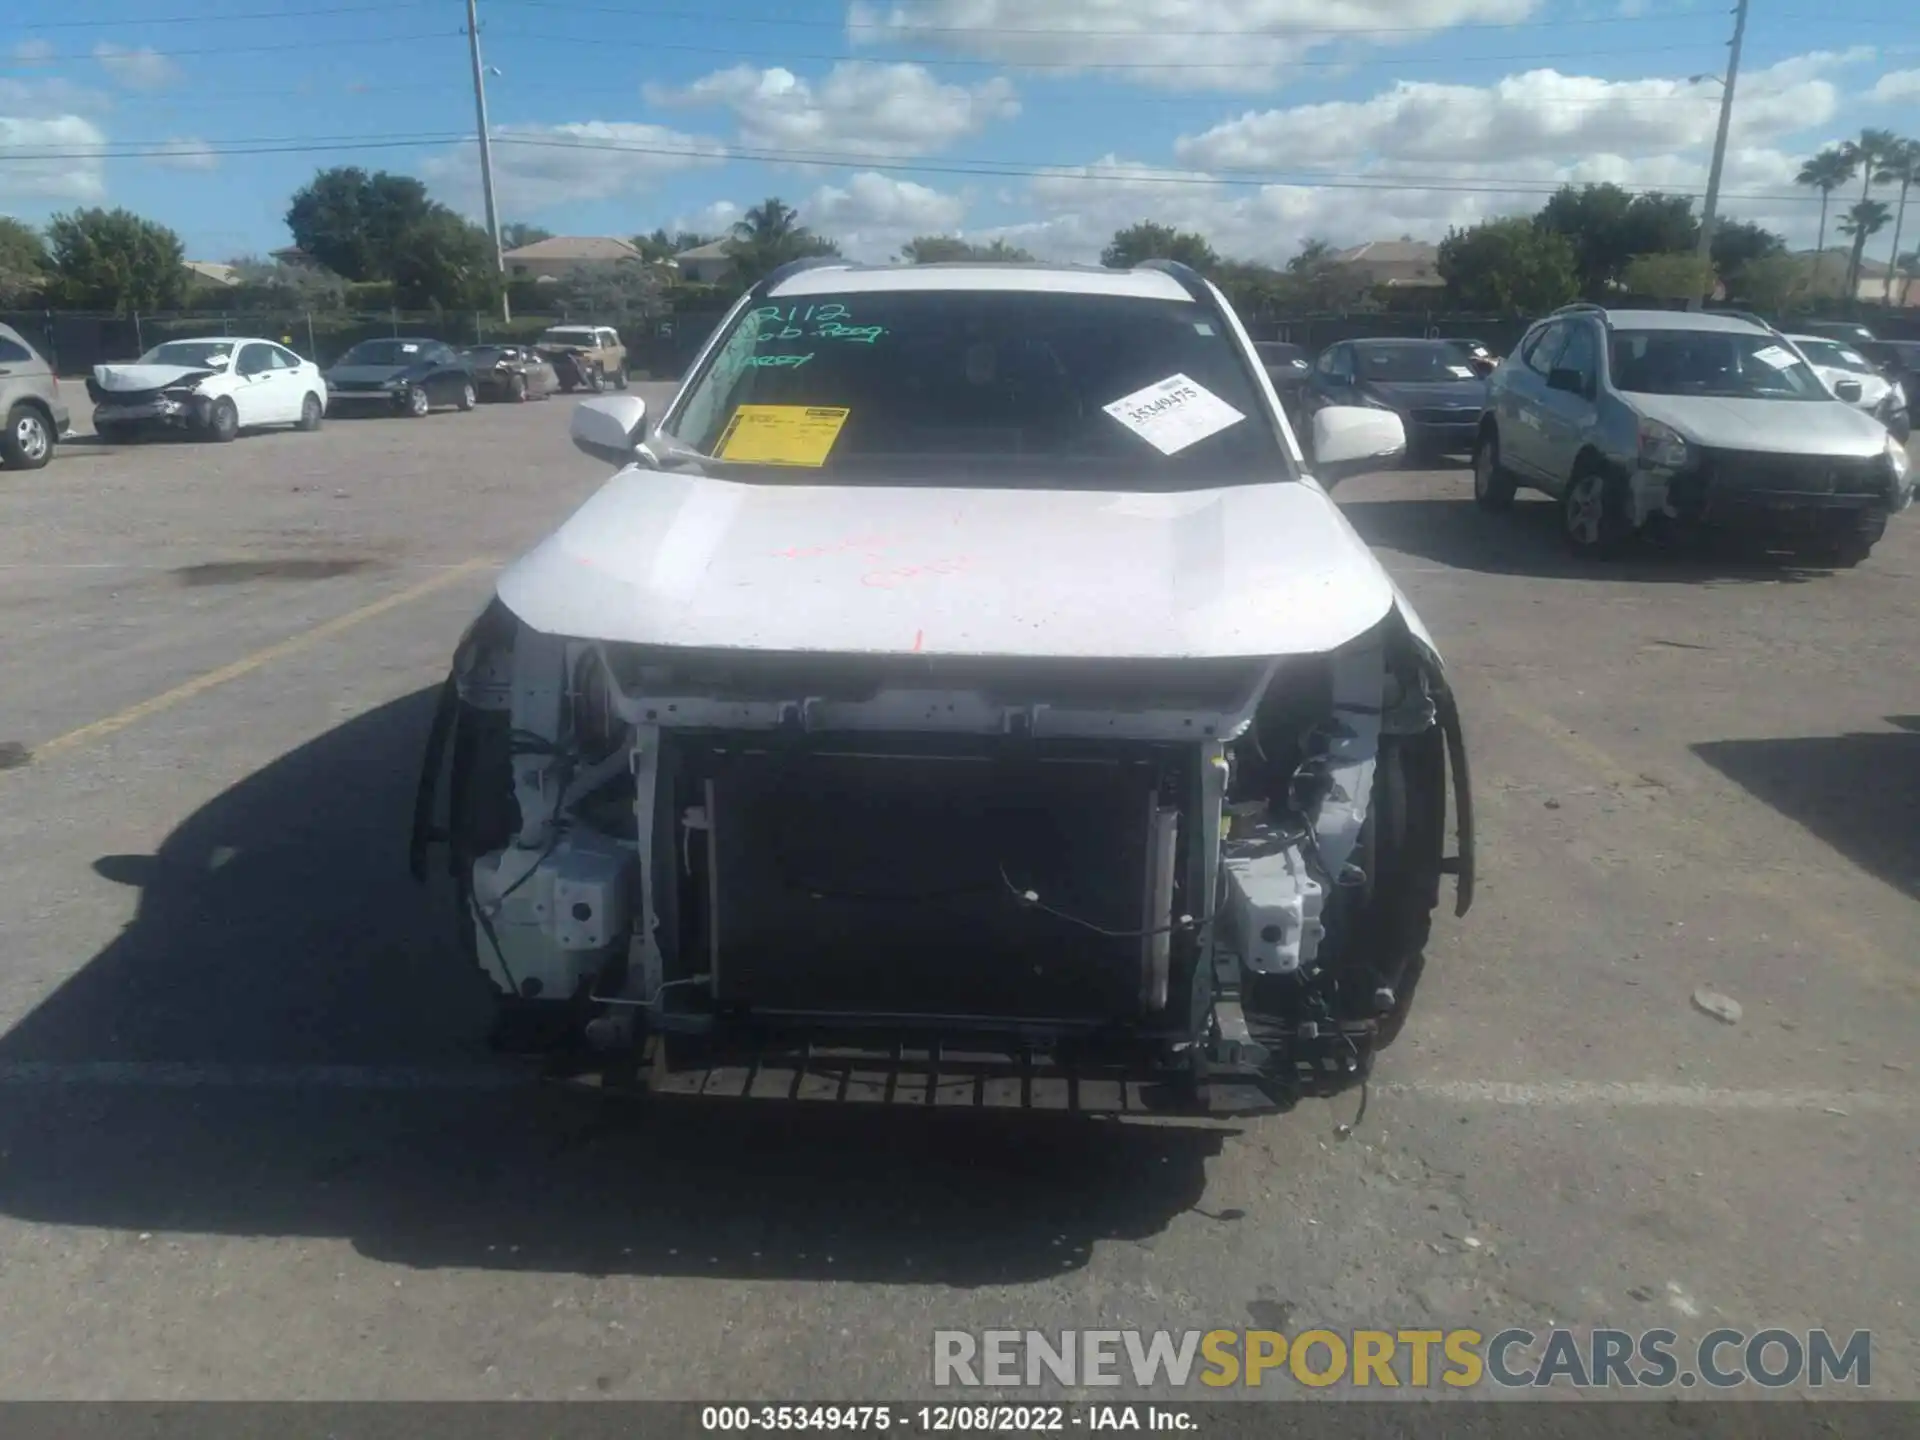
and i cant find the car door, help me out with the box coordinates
[1496,321,1565,480]
[230,344,279,426]
[267,344,310,422]
[428,345,465,404]
[1530,318,1600,495]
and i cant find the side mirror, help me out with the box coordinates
[570,394,649,467]
[1310,405,1407,488]
[1833,378,1863,403]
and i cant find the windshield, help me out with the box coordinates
[1353,342,1480,383]
[1607,329,1829,400]
[341,339,431,366]
[1791,339,1874,373]
[541,329,596,347]
[139,341,233,369]
[662,289,1288,488]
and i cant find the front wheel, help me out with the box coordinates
[404,385,431,418]
[586,364,605,394]
[508,372,528,402]
[612,367,628,391]
[297,392,323,431]
[1563,466,1633,557]
[1471,429,1517,511]
[204,396,239,443]
[2,403,55,469]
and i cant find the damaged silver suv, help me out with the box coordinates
[1473,305,1912,566]
[411,258,1474,1113]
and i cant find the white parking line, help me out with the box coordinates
[0,1061,1907,1112]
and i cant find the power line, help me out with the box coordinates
[5,129,1833,205]
[18,1,443,28]
[0,31,460,68]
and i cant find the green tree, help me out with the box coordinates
[1437,216,1579,314]
[0,217,49,305]
[1707,219,1784,280]
[725,198,839,284]
[499,221,553,251]
[1534,184,1697,299]
[1726,252,1812,311]
[1622,251,1714,302]
[1872,138,1918,305]
[1796,147,1857,291]
[1837,128,1900,295]
[1281,237,1357,309]
[1837,198,1892,301]
[896,235,1035,263]
[633,227,720,262]
[45,207,186,313]
[387,209,502,310]
[227,253,347,310]
[559,258,661,322]
[285,167,438,283]
[1100,221,1218,272]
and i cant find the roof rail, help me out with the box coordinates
[1550,302,1607,318]
[1134,257,1211,301]
[1711,308,1776,333]
[751,255,857,299]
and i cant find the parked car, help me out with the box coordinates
[1253,340,1312,427]
[1447,338,1498,376]
[1473,304,1912,565]
[409,257,1472,1111]
[1305,338,1488,460]
[89,338,326,443]
[1782,332,1909,443]
[464,344,559,403]
[0,321,68,471]
[534,325,627,393]
[1859,339,1920,417]
[323,338,476,417]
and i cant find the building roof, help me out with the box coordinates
[1792,247,1890,278]
[503,235,643,262]
[1332,240,1440,266]
[674,239,737,261]
[184,260,241,286]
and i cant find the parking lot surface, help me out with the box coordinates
[0,389,1915,1399]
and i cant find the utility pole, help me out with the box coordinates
[1689,0,1749,312]
[465,0,510,322]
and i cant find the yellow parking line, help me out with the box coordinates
[26,557,494,764]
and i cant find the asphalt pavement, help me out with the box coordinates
[0,384,1914,1400]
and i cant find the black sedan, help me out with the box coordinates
[463,344,559,402]
[1305,338,1489,460]
[323,338,476,417]
[1254,340,1313,426]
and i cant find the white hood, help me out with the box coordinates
[496,469,1404,660]
[1810,365,1894,411]
[1630,393,1888,456]
[91,362,222,392]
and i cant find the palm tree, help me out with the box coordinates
[1839,129,1899,294]
[1898,249,1919,308]
[1796,147,1856,290]
[1874,138,1920,305]
[726,197,839,283]
[1838,199,1893,304]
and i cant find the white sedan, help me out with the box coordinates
[88,337,328,443]
[1783,332,1910,443]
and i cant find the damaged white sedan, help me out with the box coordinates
[412,259,1474,1110]
[89,337,326,443]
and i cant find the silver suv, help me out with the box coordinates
[0,322,68,472]
[1472,304,1913,566]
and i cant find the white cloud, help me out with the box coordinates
[12,38,56,64]
[846,0,1538,92]
[1176,52,1864,172]
[646,62,1017,158]
[422,121,726,215]
[0,115,108,203]
[804,172,969,258]
[147,137,219,172]
[93,43,181,92]
[1871,69,1920,104]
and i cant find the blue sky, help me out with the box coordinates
[2,0,1913,267]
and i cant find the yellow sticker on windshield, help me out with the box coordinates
[715,405,850,467]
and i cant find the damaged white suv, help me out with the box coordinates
[412,259,1474,1110]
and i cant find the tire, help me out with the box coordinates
[1471,428,1517,511]
[456,379,476,412]
[204,396,239,444]
[1562,463,1633,558]
[296,392,323,431]
[586,363,605,394]
[612,366,628,391]
[404,385,431,418]
[508,372,528,403]
[2,402,55,470]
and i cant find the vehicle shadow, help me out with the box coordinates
[0,690,1228,1286]
[1341,494,1842,584]
[1693,717,1920,903]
